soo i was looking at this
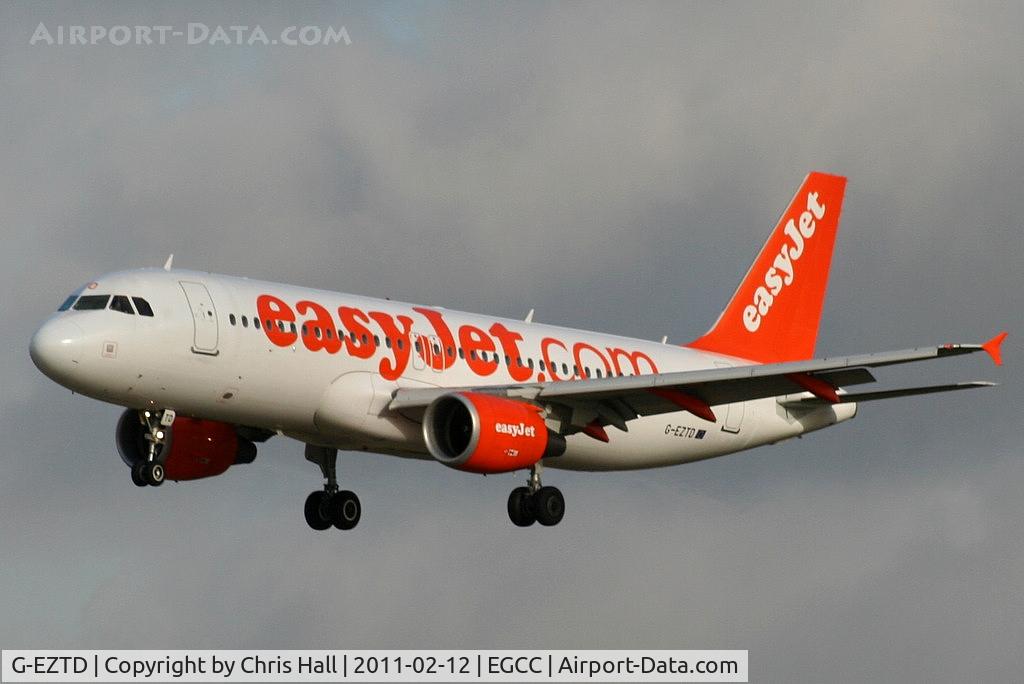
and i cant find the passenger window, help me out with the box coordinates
[326,329,333,339]
[397,338,405,350]
[254,318,261,330]
[302,325,309,336]
[57,295,78,311]
[74,295,110,310]
[109,295,135,315]
[241,316,248,328]
[229,314,237,326]
[131,297,154,316]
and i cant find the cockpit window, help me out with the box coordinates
[132,297,154,317]
[57,295,78,312]
[73,295,111,311]
[109,295,135,315]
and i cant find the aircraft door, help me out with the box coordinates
[411,332,427,371]
[428,335,443,374]
[179,281,219,355]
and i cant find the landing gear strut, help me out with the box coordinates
[508,462,564,527]
[304,445,361,531]
[131,409,173,487]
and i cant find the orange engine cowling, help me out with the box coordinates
[422,392,566,474]
[116,410,256,481]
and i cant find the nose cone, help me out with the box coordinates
[30,318,83,383]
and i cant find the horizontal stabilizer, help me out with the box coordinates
[779,381,996,407]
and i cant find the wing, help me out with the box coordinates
[387,333,1006,437]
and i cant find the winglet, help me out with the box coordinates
[163,254,174,271]
[982,331,1008,366]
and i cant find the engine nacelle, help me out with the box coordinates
[422,393,566,474]
[116,409,256,481]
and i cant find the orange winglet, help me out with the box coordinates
[581,422,610,443]
[982,331,1008,366]
[648,388,717,423]
[785,373,840,404]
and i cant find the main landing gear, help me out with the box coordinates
[131,409,174,487]
[303,445,361,531]
[507,463,565,527]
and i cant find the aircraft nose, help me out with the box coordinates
[30,318,83,381]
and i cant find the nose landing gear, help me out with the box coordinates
[304,445,361,531]
[507,463,565,527]
[130,409,174,487]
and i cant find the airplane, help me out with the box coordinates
[29,172,1006,530]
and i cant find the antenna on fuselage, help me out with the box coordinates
[163,254,174,271]
[524,308,535,323]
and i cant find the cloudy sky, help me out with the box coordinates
[2,2,1022,681]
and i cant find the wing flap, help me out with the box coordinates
[779,381,996,407]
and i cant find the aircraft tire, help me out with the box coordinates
[534,486,565,526]
[131,463,148,487]
[329,490,361,530]
[143,462,164,487]
[507,486,536,527]
[304,491,332,531]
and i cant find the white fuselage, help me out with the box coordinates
[32,268,855,471]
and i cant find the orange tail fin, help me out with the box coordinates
[687,172,847,363]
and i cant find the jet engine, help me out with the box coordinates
[422,393,565,474]
[116,409,256,481]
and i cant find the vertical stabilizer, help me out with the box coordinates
[687,172,847,363]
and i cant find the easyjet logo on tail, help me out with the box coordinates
[742,191,827,333]
[686,172,846,364]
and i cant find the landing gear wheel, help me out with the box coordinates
[130,463,149,487]
[142,462,165,487]
[534,486,565,526]
[507,486,536,527]
[304,445,362,531]
[328,490,361,530]
[304,491,332,531]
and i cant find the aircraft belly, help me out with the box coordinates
[548,398,832,472]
